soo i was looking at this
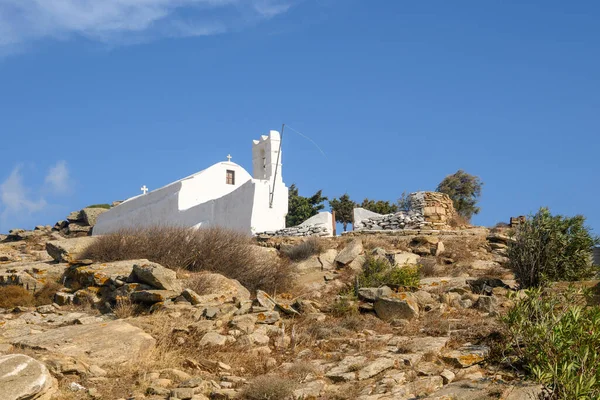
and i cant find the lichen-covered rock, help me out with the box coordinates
[442,345,490,368]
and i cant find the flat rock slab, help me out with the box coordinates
[11,320,156,367]
[0,354,57,400]
[46,237,97,263]
[65,259,147,287]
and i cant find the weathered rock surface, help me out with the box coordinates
[335,238,363,266]
[374,294,419,321]
[46,237,97,263]
[442,344,490,368]
[0,261,67,292]
[185,273,250,304]
[131,261,182,292]
[11,320,156,367]
[0,354,57,400]
[80,207,109,226]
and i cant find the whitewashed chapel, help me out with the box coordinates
[93,131,289,235]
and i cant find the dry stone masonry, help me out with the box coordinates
[354,191,456,232]
[257,211,333,238]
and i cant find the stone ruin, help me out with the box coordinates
[354,191,457,232]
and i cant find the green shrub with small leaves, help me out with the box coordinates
[501,288,600,399]
[358,256,420,289]
[508,207,598,288]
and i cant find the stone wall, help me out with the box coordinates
[257,212,334,237]
[354,191,456,232]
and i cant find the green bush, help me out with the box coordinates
[502,288,600,399]
[508,208,598,288]
[86,203,111,209]
[358,256,420,289]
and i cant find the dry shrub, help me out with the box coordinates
[438,236,487,264]
[81,226,292,293]
[241,375,297,400]
[33,281,63,305]
[448,213,471,228]
[280,238,323,262]
[0,285,34,308]
[362,236,410,252]
[112,296,140,319]
[420,257,441,277]
[286,361,318,382]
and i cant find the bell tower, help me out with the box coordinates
[252,130,282,182]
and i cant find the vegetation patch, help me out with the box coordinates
[80,226,292,293]
[508,207,598,288]
[85,203,111,209]
[0,282,63,308]
[358,256,420,289]
[280,237,323,262]
[241,375,297,400]
[501,288,600,399]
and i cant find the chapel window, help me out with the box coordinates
[226,170,235,185]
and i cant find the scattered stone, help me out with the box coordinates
[0,354,57,400]
[199,332,228,347]
[357,357,395,380]
[335,238,363,266]
[255,311,280,324]
[440,369,455,384]
[131,262,183,292]
[374,294,419,321]
[358,286,393,302]
[442,344,490,368]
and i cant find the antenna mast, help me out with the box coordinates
[269,123,284,208]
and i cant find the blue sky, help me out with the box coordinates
[0,0,599,234]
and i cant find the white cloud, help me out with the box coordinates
[44,160,71,194]
[0,0,297,48]
[0,165,47,219]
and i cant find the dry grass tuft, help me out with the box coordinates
[0,282,64,308]
[241,374,297,400]
[80,226,292,293]
[280,238,323,262]
[33,281,63,305]
[362,236,410,252]
[0,285,35,308]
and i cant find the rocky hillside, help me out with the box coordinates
[0,225,550,399]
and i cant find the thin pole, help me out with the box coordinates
[269,124,285,208]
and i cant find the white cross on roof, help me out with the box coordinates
[141,185,148,194]
[227,154,232,162]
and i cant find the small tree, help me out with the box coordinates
[397,191,412,212]
[360,198,399,215]
[286,184,327,227]
[436,170,483,221]
[508,207,598,288]
[330,194,356,232]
